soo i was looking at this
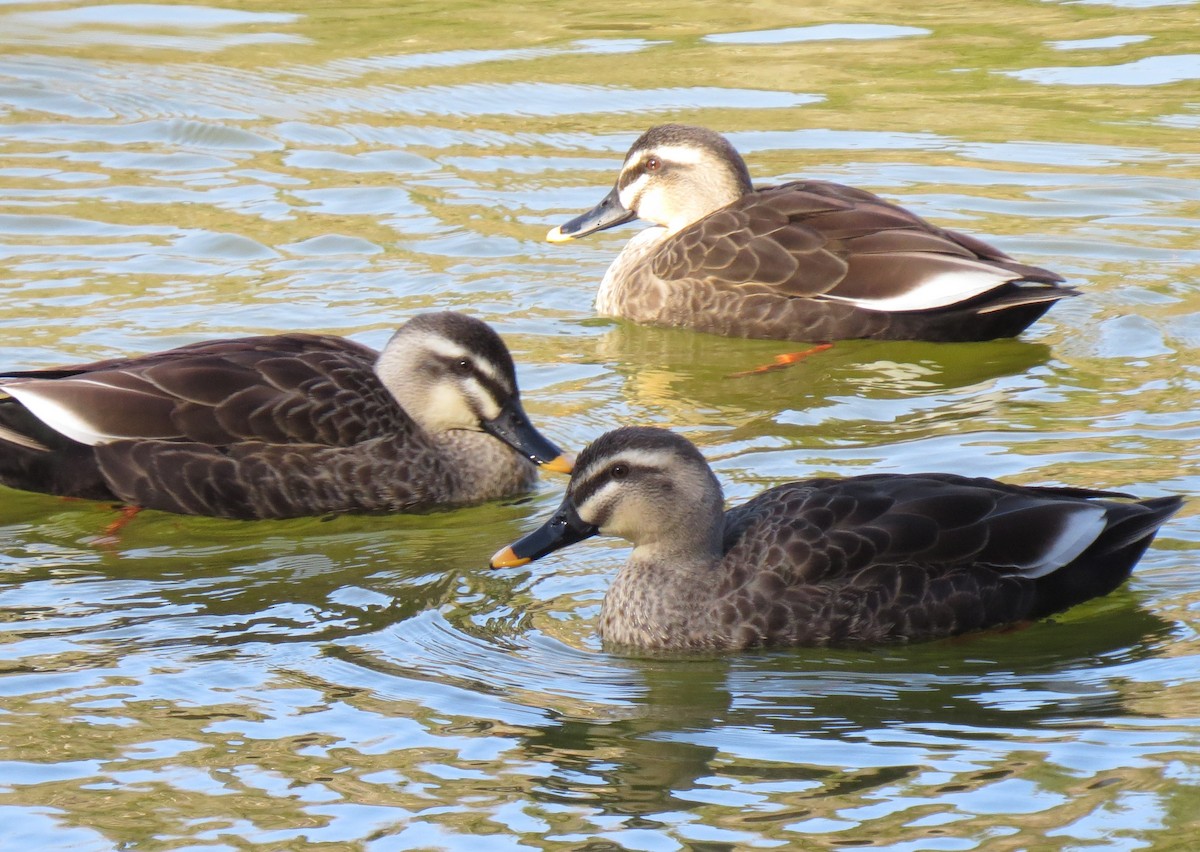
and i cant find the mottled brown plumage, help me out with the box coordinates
[548,124,1076,342]
[0,312,571,519]
[492,427,1181,653]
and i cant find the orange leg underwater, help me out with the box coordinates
[728,343,834,378]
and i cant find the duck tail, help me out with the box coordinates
[1030,495,1184,619]
[1096,496,1185,553]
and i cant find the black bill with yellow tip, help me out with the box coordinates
[546,184,636,243]
[482,402,573,474]
[490,494,598,568]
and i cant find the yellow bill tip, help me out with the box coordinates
[540,453,575,474]
[490,545,531,569]
[546,225,574,243]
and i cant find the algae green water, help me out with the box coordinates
[2,0,1200,848]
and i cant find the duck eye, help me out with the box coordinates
[644,156,662,173]
[454,358,472,374]
[611,464,629,480]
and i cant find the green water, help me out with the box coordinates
[2,0,1200,848]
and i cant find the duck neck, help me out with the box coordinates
[427,429,537,504]
[598,503,726,651]
[665,169,747,235]
[632,517,724,566]
[600,552,722,652]
[595,226,668,317]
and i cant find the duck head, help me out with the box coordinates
[548,124,754,241]
[491,426,724,567]
[379,312,572,474]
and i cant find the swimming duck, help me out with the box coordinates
[548,124,1076,342]
[0,312,572,519]
[491,427,1180,651]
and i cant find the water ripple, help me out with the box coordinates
[1006,53,1200,86]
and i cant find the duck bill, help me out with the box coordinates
[482,402,573,474]
[490,495,598,568]
[546,184,637,242]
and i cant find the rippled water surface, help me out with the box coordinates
[3,0,1200,848]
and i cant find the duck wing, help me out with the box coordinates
[89,435,433,519]
[723,473,1142,582]
[0,334,412,449]
[655,181,1070,313]
[717,473,1179,644]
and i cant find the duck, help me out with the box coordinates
[491,426,1181,652]
[0,311,572,520]
[547,124,1077,343]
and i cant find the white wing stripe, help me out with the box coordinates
[824,267,1010,312]
[3,382,118,446]
[1019,506,1108,579]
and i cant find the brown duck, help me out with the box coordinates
[0,312,571,519]
[548,124,1076,342]
[492,427,1180,652]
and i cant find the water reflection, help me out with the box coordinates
[1007,53,1200,86]
[587,321,1055,449]
[4,5,305,52]
[704,24,931,45]
[411,599,1180,837]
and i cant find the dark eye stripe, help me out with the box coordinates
[618,155,659,190]
[571,463,654,509]
[437,355,510,403]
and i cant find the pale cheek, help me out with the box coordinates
[473,388,501,422]
[618,175,647,212]
[599,492,653,541]
[423,384,478,431]
[632,194,658,222]
[578,484,619,532]
[626,186,678,231]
